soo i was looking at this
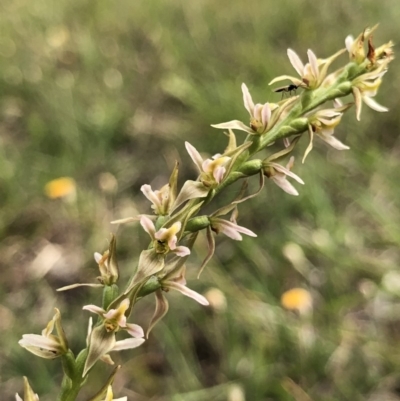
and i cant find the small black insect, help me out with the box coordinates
[273,84,299,98]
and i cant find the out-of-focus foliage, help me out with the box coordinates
[1,0,400,400]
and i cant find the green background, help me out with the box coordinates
[1,0,400,400]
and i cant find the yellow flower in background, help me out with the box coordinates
[44,177,76,200]
[281,288,312,314]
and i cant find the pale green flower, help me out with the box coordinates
[147,266,209,336]
[263,157,304,196]
[140,215,190,257]
[211,83,277,135]
[352,69,388,121]
[303,105,351,162]
[57,235,119,291]
[82,299,145,376]
[269,48,345,90]
[345,25,378,64]
[18,308,68,359]
[140,162,179,215]
[209,217,257,240]
[185,141,231,185]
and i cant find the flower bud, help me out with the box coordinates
[15,377,38,401]
[236,159,262,177]
[184,215,210,233]
[327,81,352,99]
[288,117,309,132]
[95,235,119,286]
[137,275,162,298]
[277,117,308,139]
[18,308,69,360]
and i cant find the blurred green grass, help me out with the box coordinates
[1,0,400,400]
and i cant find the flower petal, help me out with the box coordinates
[57,283,103,291]
[345,35,354,53]
[83,304,106,315]
[302,125,314,163]
[165,281,209,306]
[141,184,162,209]
[19,334,63,359]
[363,96,389,112]
[318,132,350,150]
[125,249,165,293]
[94,252,102,263]
[287,49,304,77]
[241,83,254,117]
[103,299,130,322]
[110,216,140,224]
[172,246,191,257]
[211,120,255,134]
[125,323,144,338]
[261,103,271,128]
[172,180,209,211]
[213,165,226,184]
[17,377,38,401]
[197,226,215,278]
[86,318,93,346]
[112,337,145,351]
[140,215,156,239]
[147,289,169,337]
[185,142,204,172]
[271,175,299,196]
[100,354,115,365]
[269,75,304,87]
[19,334,61,351]
[221,220,257,237]
[155,222,181,250]
[307,49,319,80]
[270,163,304,184]
[352,87,363,121]
[211,219,257,241]
[83,326,116,377]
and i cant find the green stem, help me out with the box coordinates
[106,59,376,325]
[56,376,82,401]
[56,349,88,401]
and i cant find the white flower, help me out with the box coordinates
[140,215,190,257]
[211,83,277,135]
[209,218,257,240]
[263,157,304,196]
[303,106,351,162]
[269,48,345,90]
[18,309,68,359]
[185,141,231,184]
[147,266,209,336]
[82,299,145,376]
[352,69,388,121]
[141,183,171,215]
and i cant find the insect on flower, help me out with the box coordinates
[273,84,299,98]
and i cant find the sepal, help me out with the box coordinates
[83,325,116,377]
[85,365,122,401]
[15,377,39,401]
